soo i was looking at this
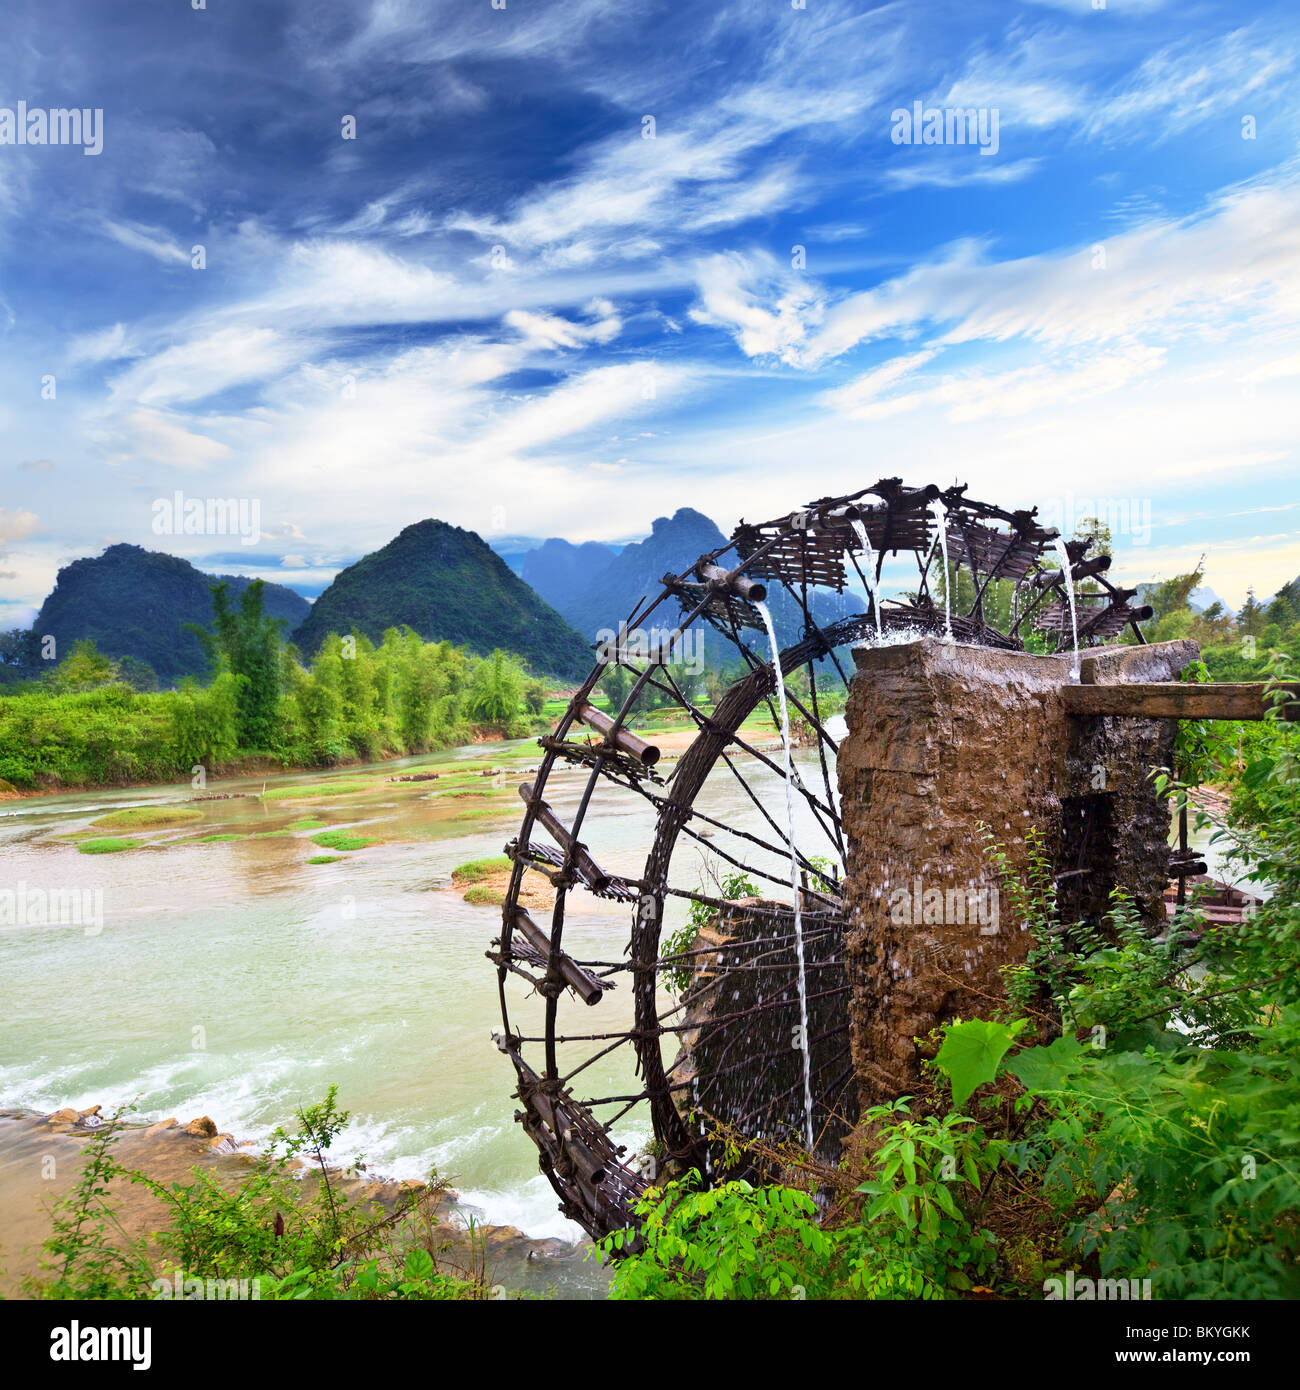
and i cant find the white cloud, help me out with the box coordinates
[97,218,191,266]
[798,173,1300,366]
[475,362,691,461]
[1083,28,1296,142]
[68,322,137,364]
[0,507,39,544]
[689,251,823,365]
[883,158,1042,190]
[107,327,301,407]
[504,302,621,350]
[823,345,1166,422]
[98,409,232,470]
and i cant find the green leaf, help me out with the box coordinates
[1007,1033,1086,1092]
[934,1018,1025,1107]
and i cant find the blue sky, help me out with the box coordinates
[2,0,1298,625]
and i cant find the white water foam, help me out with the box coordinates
[930,497,955,642]
[850,518,884,643]
[1051,536,1081,682]
[755,600,815,1152]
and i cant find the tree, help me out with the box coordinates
[465,649,525,725]
[47,639,120,693]
[1266,578,1300,630]
[116,655,159,692]
[1237,587,1267,639]
[601,661,632,714]
[523,679,548,716]
[704,665,733,707]
[0,628,40,667]
[185,580,285,748]
[1136,559,1206,645]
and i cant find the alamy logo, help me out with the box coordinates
[0,102,103,156]
[49,1322,151,1369]
[890,102,999,157]
[1044,1270,1152,1301]
[1037,494,1152,546]
[0,882,103,934]
[150,1270,262,1300]
[152,491,261,545]
[596,621,705,673]
[888,877,1000,934]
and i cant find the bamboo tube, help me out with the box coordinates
[575,702,660,766]
[518,782,613,891]
[698,562,767,603]
[513,907,607,1006]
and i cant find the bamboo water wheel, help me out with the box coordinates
[489,478,1147,1240]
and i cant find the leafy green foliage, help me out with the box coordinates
[1007,1014,1300,1298]
[464,648,527,726]
[601,1101,1003,1300]
[852,1098,1001,1294]
[27,1088,504,1302]
[1128,561,1300,680]
[934,1019,1027,1108]
[185,580,285,748]
[31,1105,154,1300]
[47,638,120,693]
[0,624,542,789]
[599,1174,840,1300]
[661,869,757,995]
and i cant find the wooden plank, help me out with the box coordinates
[1063,681,1300,722]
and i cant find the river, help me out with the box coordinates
[0,725,841,1289]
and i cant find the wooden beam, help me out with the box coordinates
[1063,681,1300,722]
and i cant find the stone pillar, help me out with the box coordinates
[837,637,1196,1113]
[1059,641,1200,928]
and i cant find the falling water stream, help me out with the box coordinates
[755,600,816,1152]
[930,498,954,641]
[1051,536,1081,681]
[851,518,885,643]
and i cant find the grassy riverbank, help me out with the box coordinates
[0,631,560,795]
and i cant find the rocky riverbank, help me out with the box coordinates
[0,1105,602,1299]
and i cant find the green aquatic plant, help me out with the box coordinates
[91,805,203,830]
[310,829,378,852]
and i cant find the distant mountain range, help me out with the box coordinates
[520,506,862,657]
[14,508,867,689]
[492,534,624,578]
[291,519,593,679]
[30,544,310,684]
[521,537,619,613]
